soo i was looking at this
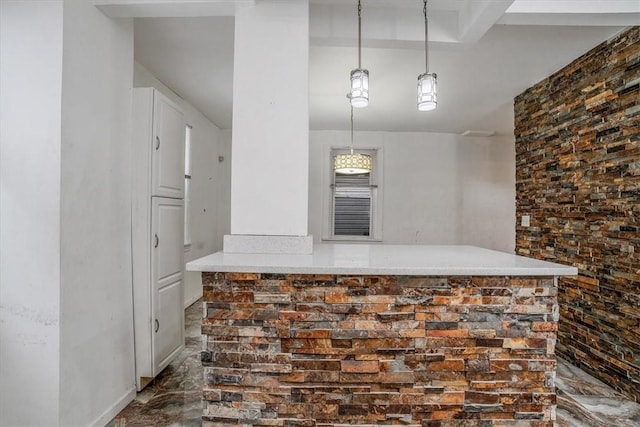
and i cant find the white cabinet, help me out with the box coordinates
[132,88,185,391]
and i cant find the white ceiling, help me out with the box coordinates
[128,0,638,134]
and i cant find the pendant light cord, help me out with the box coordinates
[424,0,429,73]
[358,0,362,69]
[350,106,355,155]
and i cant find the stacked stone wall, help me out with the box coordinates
[515,27,640,401]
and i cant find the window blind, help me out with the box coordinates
[333,172,371,236]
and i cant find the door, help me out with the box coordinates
[152,92,185,199]
[151,197,184,374]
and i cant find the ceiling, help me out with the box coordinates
[126,0,638,134]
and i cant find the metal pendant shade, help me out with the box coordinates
[350,69,369,108]
[333,152,372,174]
[418,72,437,111]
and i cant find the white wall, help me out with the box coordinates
[134,62,225,307]
[0,2,63,425]
[309,131,516,253]
[58,2,135,426]
[458,135,516,252]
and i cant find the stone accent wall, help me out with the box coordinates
[201,272,558,426]
[514,27,640,402]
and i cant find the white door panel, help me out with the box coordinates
[152,198,184,282]
[152,93,184,199]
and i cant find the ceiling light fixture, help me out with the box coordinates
[334,106,372,174]
[417,0,437,112]
[349,0,369,108]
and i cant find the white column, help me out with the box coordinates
[226,0,312,254]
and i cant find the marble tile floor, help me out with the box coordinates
[107,300,203,427]
[555,359,640,427]
[108,300,640,427]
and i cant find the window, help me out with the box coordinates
[184,125,192,248]
[324,147,383,241]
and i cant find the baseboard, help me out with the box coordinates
[90,386,136,427]
[184,290,203,309]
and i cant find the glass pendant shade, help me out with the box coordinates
[350,68,369,108]
[417,72,437,111]
[334,152,372,175]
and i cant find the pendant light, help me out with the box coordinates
[334,106,372,174]
[417,0,437,111]
[349,0,369,108]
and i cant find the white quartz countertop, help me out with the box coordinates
[186,244,578,276]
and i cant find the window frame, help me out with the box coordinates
[321,145,383,242]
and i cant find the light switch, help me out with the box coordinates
[521,215,530,227]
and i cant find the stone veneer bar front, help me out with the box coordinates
[187,245,577,427]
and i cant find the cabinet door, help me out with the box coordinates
[152,92,185,199]
[154,278,183,373]
[151,197,184,374]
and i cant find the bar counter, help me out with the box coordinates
[187,244,577,427]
